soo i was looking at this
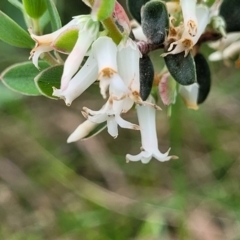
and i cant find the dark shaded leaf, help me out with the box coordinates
[140,55,154,101]
[220,0,240,33]
[194,53,211,104]
[164,52,196,85]
[126,0,150,23]
[141,0,169,44]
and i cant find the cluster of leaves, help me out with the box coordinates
[0,0,239,106]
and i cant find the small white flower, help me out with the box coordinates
[52,53,98,106]
[163,5,209,57]
[82,73,139,138]
[29,17,81,68]
[179,83,199,110]
[180,0,198,37]
[126,97,177,164]
[60,16,99,90]
[208,33,240,61]
[91,36,118,98]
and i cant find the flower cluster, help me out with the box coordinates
[26,0,231,163]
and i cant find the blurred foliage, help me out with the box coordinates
[1,1,240,240]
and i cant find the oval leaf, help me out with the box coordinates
[1,61,49,95]
[140,55,154,101]
[194,53,211,104]
[34,65,63,99]
[44,0,62,31]
[164,52,196,85]
[141,0,169,44]
[0,11,34,48]
[220,0,240,33]
[127,0,150,23]
[23,0,46,19]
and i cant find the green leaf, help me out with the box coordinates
[0,11,34,48]
[164,52,196,85]
[8,0,24,11]
[1,61,49,96]
[92,0,115,21]
[34,65,63,99]
[44,0,62,31]
[53,29,79,53]
[23,0,47,19]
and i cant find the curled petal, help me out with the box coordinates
[30,45,53,69]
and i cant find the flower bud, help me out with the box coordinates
[23,0,46,19]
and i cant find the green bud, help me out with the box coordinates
[141,0,169,44]
[140,55,154,101]
[23,0,46,19]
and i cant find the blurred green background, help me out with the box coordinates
[1,1,240,240]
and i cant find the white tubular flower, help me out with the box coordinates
[163,5,209,57]
[179,83,199,110]
[60,17,99,90]
[126,97,177,164]
[29,17,80,69]
[67,120,103,143]
[117,38,141,91]
[208,33,240,61]
[52,53,98,106]
[82,74,139,138]
[180,0,198,37]
[91,36,118,98]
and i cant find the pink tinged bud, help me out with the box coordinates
[179,83,199,110]
[60,25,98,90]
[159,73,177,106]
[113,1,131,34]
[126,97,177,164]
[52,54,98,106]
